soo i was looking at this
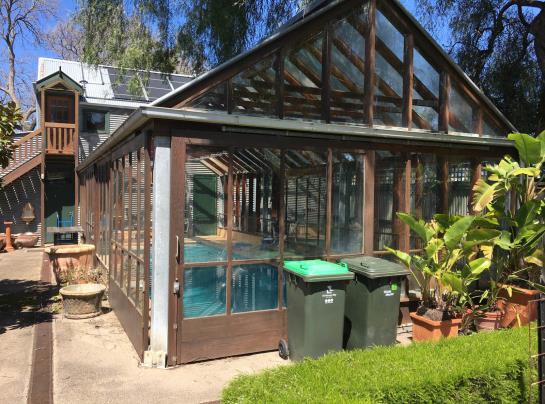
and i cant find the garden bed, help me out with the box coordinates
[223,327,536,403]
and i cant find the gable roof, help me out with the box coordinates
[37,58,194,109]
[151,0,515,134]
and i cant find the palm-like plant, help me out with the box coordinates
[386,213,493,318]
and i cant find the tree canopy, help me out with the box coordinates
[0,101,21,169]
[417,0,545,134]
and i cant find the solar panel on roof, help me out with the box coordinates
[107,67,147,101]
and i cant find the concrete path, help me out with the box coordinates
[0,249,48,403]
[54,309,288,404]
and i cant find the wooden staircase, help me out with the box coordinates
[0,129,43,186]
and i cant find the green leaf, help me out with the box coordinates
[469,257,491,277]
[515,200,539,228]
[396,212,434,244]
[442,272,463,294]
[444,215,475,250]
[508,133,544,165]
[385,247,411,268]
[472,179,497,213]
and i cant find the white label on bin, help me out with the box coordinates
[322,286,336,304]
[384,290,394,297]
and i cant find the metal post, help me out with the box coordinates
[539,294,545,403]
[145,136,171,368]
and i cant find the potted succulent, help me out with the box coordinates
[387,213,492,341]
[471,132,545,327]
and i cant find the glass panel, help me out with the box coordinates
[184,146,228,263]
[483,115,505,138]
[331,153,364,254]
[412,49,439,131]
[284,150,327,257]
[410,154,439,222]
[330,11,366,123]
[231,264,278,313]
[374,151,405,251]
[232,148,281,260]
[449,85,476,133]
[186,83,227,111]
[448,159,471,216]
[183,266,226,318]
[83,110,106,132]
[284,33,324,121]
[374,11,404,127]
[232,55,277,117]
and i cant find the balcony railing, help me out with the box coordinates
[45,122,75,155]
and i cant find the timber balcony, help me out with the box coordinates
[44,122,76,155]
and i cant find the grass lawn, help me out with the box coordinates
[223,327,537,403]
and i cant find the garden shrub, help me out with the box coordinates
[222,327,536,403]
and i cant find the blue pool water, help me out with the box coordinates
[184,241,248,263]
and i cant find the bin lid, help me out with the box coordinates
[340,256,409,279]
[283,260,354,282]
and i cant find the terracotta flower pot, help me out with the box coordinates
[44,244,95,285]
[498,286,540,328]
[474,311,503,332]
[13,233,38,248]
[410,313,462,342]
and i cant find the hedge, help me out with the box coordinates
[222,327,537,403]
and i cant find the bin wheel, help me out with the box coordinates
[278,339,289,360]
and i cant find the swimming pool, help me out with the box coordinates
[184,241,248,263]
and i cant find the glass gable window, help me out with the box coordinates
[187,83,227,111]
[483,114,505,138]
[374,11,404,127]
[449,85,476,134]
[284,33,324,121]
[331,152,364,254]
[330,11,367,123]
[412,49,439,131]
[232,55,277,117]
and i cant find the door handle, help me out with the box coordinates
[175,235,181,263]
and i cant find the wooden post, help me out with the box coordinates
[364,0,376,126]
[226,152,234,316]
[437,157,449,214]
[40,90,46,246]
[402,34,414,129]
[276,50,285,119]
[439,72,450,133]
[322,23,332,123]
[74,90,80,233]
[325,148,333,255]
[4,222,14,252]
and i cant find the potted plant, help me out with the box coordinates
[387,213,491,341]
[471,132,545,327]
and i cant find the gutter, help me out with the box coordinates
[78,106,514,172]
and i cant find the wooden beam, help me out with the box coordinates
[439,72,450,133]
[322,23,332,123]
[437,157,449,214]
[276,50,285,119]
[402,34,414,129]
[364,0,376,125]
[226,152,234,315]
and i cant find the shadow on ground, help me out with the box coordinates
[0,278,59,335]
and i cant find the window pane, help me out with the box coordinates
[330,11,366,123]
[232,148,281,260]
[186,83,227,111]
[184,146,228,263]
[374,11,404,127]
[448,159,471,216]
[231,264,278,313]
[483,115,505,138]
[449,85,476,133]
[183,266,226,318]
[412,49,439,131]
[331,153,364,254]
[284,150,327,257]
[410,154,439,223]
[84,110,106,132]
[374,151,405,250]
[284,33,324,121]
[233,55,277,117]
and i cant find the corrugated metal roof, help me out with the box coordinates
[37,57,193,108]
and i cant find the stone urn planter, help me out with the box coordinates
[44,244,95,285]
[497,286,540,328]
[474,311,503,332]
[59,283,106,319]
[13,233,39,248]
[410,313,462,342]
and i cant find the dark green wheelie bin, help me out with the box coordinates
[341,256,409,349]
[280,260,354,361]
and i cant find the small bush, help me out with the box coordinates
[223,327,537,403]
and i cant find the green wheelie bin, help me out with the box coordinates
[341,256,409,349]
[280,260,354,361]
